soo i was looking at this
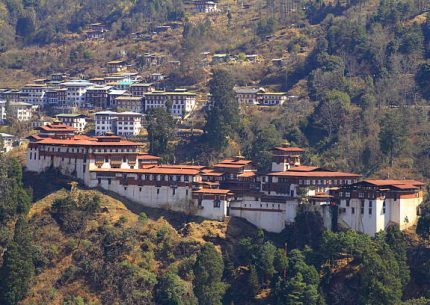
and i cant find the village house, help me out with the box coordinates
[94,111,118,135]
[20,83,50,107]
[114,79,136,91]
[9,102,33,121]
[258,92,288,106]
[130,83,155,97]
[45,88,67,107]
[56,114,87,133]
[61,80,94,109]
[0,89,21,102]
[0,101,6,124]
[245,54,260,62]
[142,53,166,66]
[234,87,265,105]
[114,96,143,113]
[150,73,165,82]
[115,112,143,137]
[0,133,20,153]
[51,73,68,82]
[31,118,51,129]
[194,0,219,13]
[211,53,232,64]
[107,60,127,74]
[108,90,130,108]
[334,180,425,236]
[94,111,143,136]
[86,23,108,40]
[144,89,196,117]
[85,85,113,109]
[89,77,106,85]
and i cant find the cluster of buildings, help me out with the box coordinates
[26,123,426,236]
[0,100,34,123]
[0,66,197,120]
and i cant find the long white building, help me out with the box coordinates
[25,126,425,236]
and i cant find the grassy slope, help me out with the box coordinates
[22,187,264,304]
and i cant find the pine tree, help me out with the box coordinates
[147,107,176,162]
[155,271,197,305]
[286,272,306,305]
[193,243,227,305]
[246,265,260,297]
[0,217,35,305]
[204,69,240,151]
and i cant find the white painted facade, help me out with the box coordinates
[10,102,33,121]
[25,135,425,236]
[95,111,118,135]
[20,84,48,107]
[144,90,196,117]
[61,80,94,108]
[336,182,424,236]
[56,114,87,132]
[116,112,142,136]
[95,111,143,136]
[0,133,17,153]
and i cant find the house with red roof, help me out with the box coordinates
[333,180,425,236]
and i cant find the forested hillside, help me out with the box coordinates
[0,0,184,48]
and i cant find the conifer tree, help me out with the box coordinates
[204,69,240,151]
[147,107,176,162]
[193,243,227,305]
[0,217,35,305]
[246,265,260,297]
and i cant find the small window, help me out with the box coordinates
[346,200,350,207]
[157,188,160,195]
[382,201,386,214]
[352,207,355,214]
[361,201,364,214]
[173,188,176,195]
[214,199,221,208]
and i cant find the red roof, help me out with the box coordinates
[193,189,232,194]
[38,124,76,132]
[219,158,253,165]
[267,171,360,178]
[272,147,305,153]
[158,164,205,170]
[288,166,324,172]
[92,167,200,175]
[238,171,257,178]
[213,163,246,169]
[32,135,144,147]
[137,154,161,160]
[201,170,225,177]
[360,180,424,189]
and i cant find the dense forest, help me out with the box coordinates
[0,0,185,49]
